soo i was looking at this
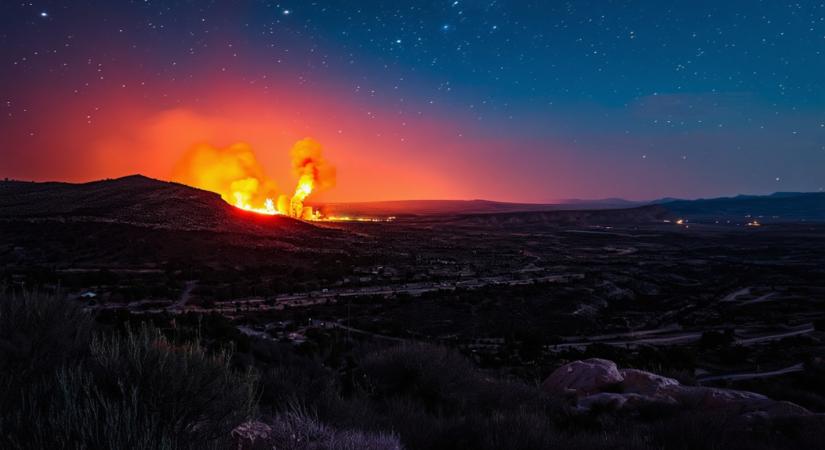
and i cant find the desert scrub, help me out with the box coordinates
[0,291,92,388]
[88,324,259,445]
[0,291,258,449]
[265,407,402,450]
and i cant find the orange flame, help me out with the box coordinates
[286,138,336,220]
[172,139,335,220]
[172,142,280,213]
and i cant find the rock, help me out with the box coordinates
[671,386,767,411]
[668,386,814,418]
[542,358,624,396]
[577,392,670,412]
[576,392,631,411]
[619,368,680,395]
[231,421,272,450]
[762,400,813,417]
[545,359,812,420]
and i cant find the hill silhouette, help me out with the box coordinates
[0,175,315,236]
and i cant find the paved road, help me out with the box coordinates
[332,323,407,342]
[698,363,805,383]
[549,323,816,351]
[550,331,703,351]
[735,324,814,345]
[740,292,777,305]
[270,273,582,305]
[168,280,197,310]
[93,273,584,314]
[721,287,751,302]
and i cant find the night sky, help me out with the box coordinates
[2,1,824,202]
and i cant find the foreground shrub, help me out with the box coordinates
[0,292,258,450]
[356,344,567,450]
[0,291,92,392]
[359,343,546,412]
[6,367,173,450]
[87,324,258,446]
[265,408,402,450]
[359,343,483,412]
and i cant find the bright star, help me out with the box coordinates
[40,11,48,18]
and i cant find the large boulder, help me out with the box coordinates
[670,386,811,417]
[671,385,767,411]
[576,392,671,412]
[543,359,813,420]
[619,368,680,396]
[541,358,624,396]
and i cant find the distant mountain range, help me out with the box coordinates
[315,192,825,223]
[658,192,825,223]
[312,198,650,217]
[2,175,823,225]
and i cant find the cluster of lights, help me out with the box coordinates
[665,218,764,227]
[324,215,396,223]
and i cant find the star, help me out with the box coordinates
[40,11,48,18]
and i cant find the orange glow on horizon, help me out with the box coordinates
[5,73,575,204]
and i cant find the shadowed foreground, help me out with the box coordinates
[1,292,822,449]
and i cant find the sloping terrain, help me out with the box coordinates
[0,175,316,236]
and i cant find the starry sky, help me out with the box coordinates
[1,0,824,202]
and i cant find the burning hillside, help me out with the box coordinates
[172,138,337,220]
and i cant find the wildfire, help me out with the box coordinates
[172,138,350,221]
[283,138,335,220]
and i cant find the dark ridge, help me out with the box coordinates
[0,174,316,235]
[661,192,825,223]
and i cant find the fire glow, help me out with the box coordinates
[172,138,374,221]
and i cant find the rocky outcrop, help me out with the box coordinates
[543,359,812,420]
[541,358,623,396]
[618,368,679,396]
